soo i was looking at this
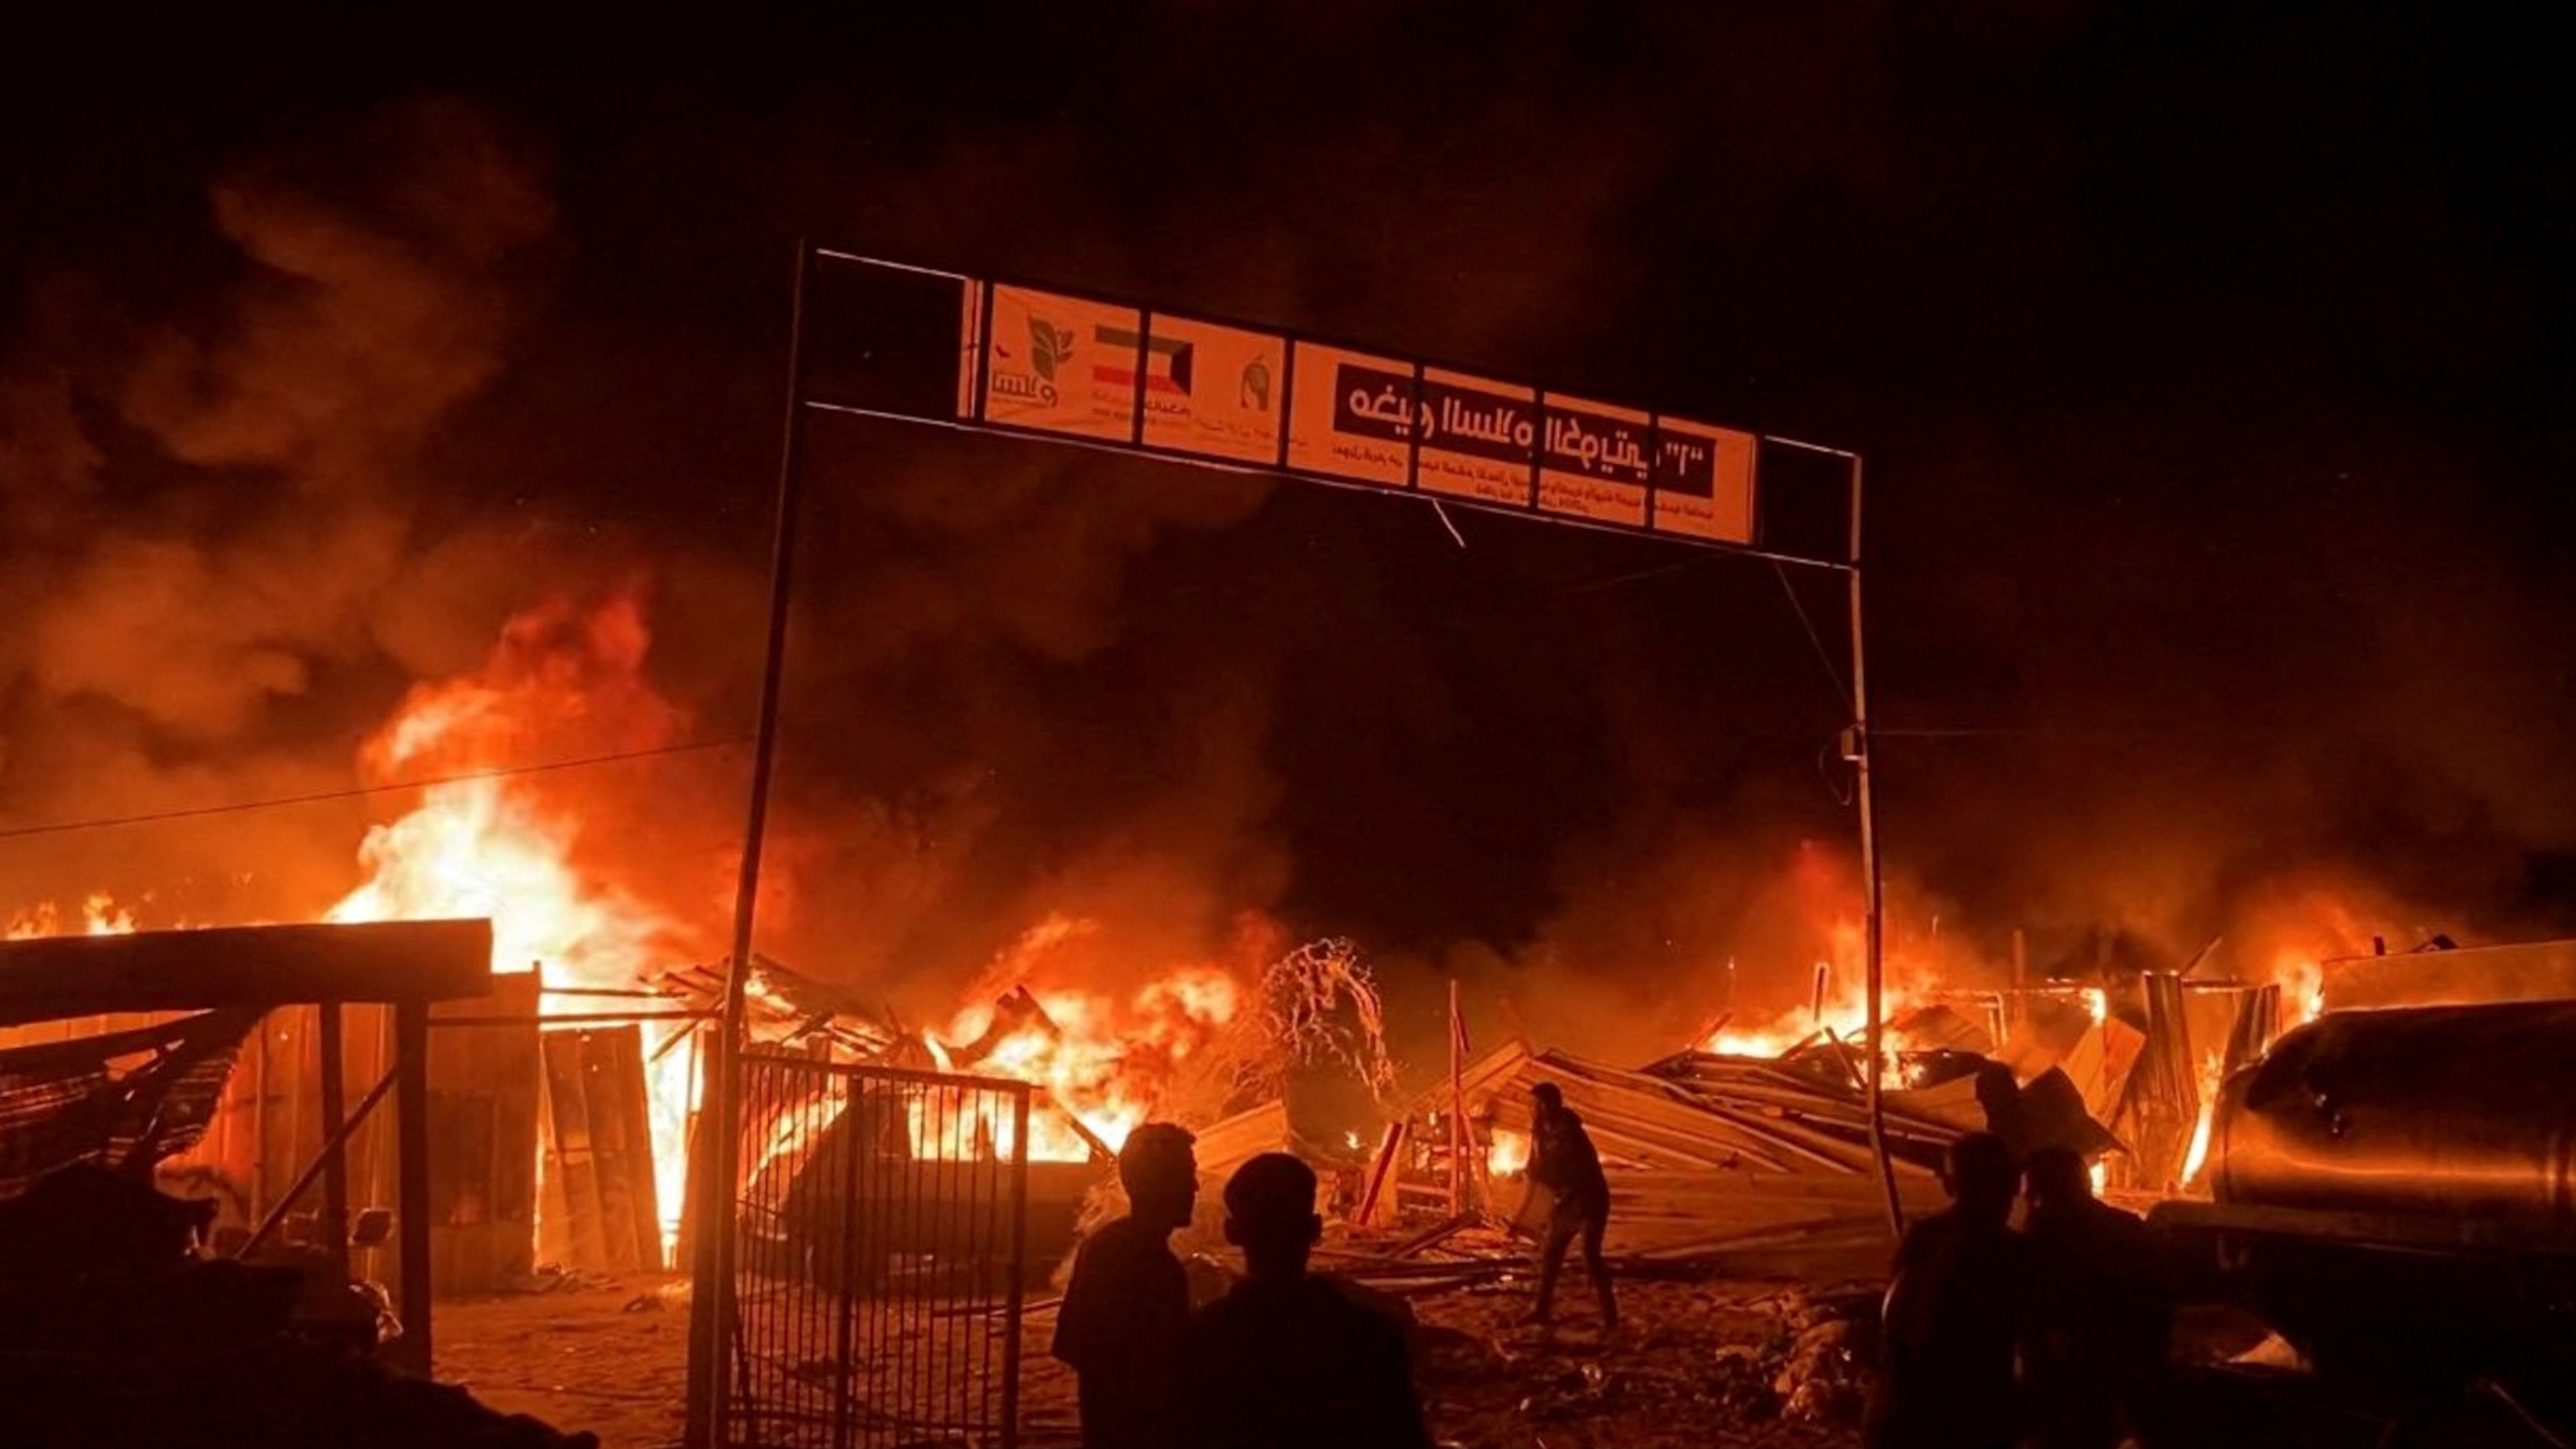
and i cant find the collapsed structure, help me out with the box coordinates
[0,921,596,1448]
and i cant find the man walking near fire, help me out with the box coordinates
[1052,1122,1198,1449]
[1523,1081,1618,1330]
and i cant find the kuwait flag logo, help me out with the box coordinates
[1093,326,1195,397]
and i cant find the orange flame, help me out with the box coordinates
[2179,1049,2227,1187]
[1700,917,1934,1064]
[1487,1125,1530,1178]
[5,893,141,940]
[324,597,708,1258]
[927,962,1240,1161]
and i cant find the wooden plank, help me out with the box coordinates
[537,1064,574,1269]
[428,976,539,1295]
[1353,1121,1408,1227]
[391,1000,433,1375]
[1192,1098,1291,1178]
[540,1031,610,1270]
[580,1026,662,1271]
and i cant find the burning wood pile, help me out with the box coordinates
[1331,987,2200,1280]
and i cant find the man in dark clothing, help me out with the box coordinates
[1179,1153,1432,1449]
[1052,1123,1198,1449]
[2021,1146,2174,1449]
[1866,1131,2028,1449]
[1524,1081,1618,1329]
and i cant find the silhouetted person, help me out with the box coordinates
[1179,1153,1431,1449]
[1053,1123,1198,1449]
[1867,1131,2028,1449]
[2021,1146,2173,1449]
[1524,1081,1618,1329]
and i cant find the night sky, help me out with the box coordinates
[6,6,2573,1053]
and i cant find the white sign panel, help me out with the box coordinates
[1138,313,1285,465]
[924,259,1790,555]
[1287,342,1415,488]
[1537,395,1652,527]
[979,285,1140,441]
[1417,369,1536,507]
[1650,417,1758,545]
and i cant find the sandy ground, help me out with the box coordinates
[434,1270,1867,1449]
[437,1275,694,1449]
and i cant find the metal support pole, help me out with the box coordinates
[1846,455,1905,1243]
[688,236,818,1448]
[1000,1087,1031,1449]
[392,999,434,1374]
[319,1001,351,1282]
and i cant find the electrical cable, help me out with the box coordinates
[0,737,750,844]
[1774,559,1852,709]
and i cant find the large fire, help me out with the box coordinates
[323,597,709,1255]
[924,958,1240,1161]
[1697,917,1935,1064]
[6,595,1254,1258]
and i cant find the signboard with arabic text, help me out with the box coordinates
[793,258,1807,554]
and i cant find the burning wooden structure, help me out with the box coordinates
[0,919,493,1371]
[0,922,706,1311]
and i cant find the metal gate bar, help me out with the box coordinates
[726,1051,1028,1449]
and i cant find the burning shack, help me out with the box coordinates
[0,918,606,1446]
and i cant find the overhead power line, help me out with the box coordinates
[0,737,749,844]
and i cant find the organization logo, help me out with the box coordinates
[989,314,1078,407]
[1092,326,1196,398]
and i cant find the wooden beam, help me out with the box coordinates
[0,920,493,1026]
[392,1000,434,1376]
[319,1001,351,1281]
[1353,1121,1408,1228]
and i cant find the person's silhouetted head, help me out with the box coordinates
[1530,1082,1565,1120]
[1223,1152,1322,1280]
[1119,1122,1199,1232]
[1942,1131,2020,1226]
[2023,1145,2092,1214]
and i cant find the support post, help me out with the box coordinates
[1001,1087,1031,1449]
[392,999,433,1374]
[1847,454,1905,1243]
[319,1001,351,1283]
[236,1064,401,1259]
[688,237,818,1448]
[1446,979,1465,1216]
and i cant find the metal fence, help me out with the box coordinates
[729,1052,1030,1449]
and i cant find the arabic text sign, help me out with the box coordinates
[1419,370,1536,507]
[1538,395,1652,527]
[1649,417,1756,543]
[1287,342,1415,488]
[1139,314,1285,464]
[948,278,1764,548]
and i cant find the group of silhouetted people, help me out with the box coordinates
[1056,1100,2160,1449]
[1052,1125,1431,1449]
[1868,1133,2174,1449]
